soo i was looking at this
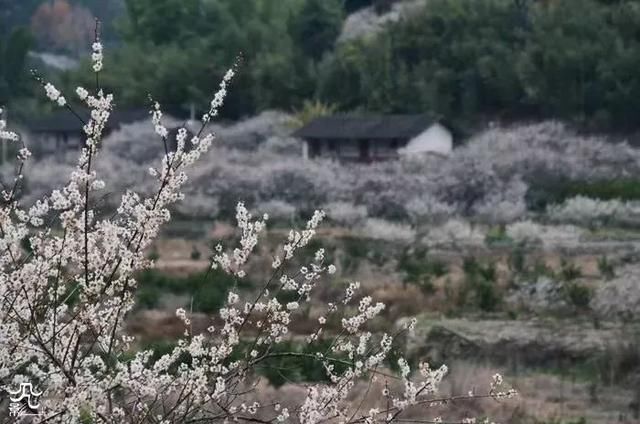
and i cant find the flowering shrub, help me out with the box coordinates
[324,201,368,226]
[405,195,455,227]
[361,218,416,242]
[256,199,297,222]
[547,196,640,227]
[424,219,486,248]
[592,264,640,320]
[0,34,516,423]
[17,118,640,228]
[504,221,544,245]
[506,221,585,249]
[471,179,528,226]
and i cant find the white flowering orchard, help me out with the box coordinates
[0,32,515,423]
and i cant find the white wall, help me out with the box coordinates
[400,123,453,157]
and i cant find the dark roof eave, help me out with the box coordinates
[293,114,436,140]
[300,135,410,141]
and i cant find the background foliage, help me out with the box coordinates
[3,0,640,131]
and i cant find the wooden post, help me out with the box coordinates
[2,108,7,165]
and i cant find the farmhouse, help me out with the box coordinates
[293,114,453,162]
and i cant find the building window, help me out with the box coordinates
[358,139,370,162]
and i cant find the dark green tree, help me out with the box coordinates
[319,0,525,127]
[290,0,344,61]
[68,0,311,118]
[55,0,640,130]
[517,0,640,129]
[517,0,611,123]
[0,0,41,37]
[344,0,375,12]
[0,28,33,103]
[122,0,202,45]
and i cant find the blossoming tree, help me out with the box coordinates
[0,28,515,423]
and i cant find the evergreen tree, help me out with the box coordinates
[0,28,33,103]
[290,0,344,61]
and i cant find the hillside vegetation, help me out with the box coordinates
[4,0,640,133]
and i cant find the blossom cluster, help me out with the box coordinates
[0,108,19,142]
[547,195,640,227]
[44,82,67,106]
[92,41,103,72]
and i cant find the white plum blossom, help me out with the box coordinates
[362,218,416,242]
[44,82,66,106]
[257,199,296,221]
[406,195,456,226]
[324,201,368,226]
[547,195,640,227]
[76,86,89,100]
[92,40,103,72]
[0,108,20,142]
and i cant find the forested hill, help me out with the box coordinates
[4,0,640,133]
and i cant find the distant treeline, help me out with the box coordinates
[4,0,640,133]
[319,0,640,132]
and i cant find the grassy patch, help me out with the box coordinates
[398,247,448,294]
[597,256,615,280]
[461,257,501,312]
[484,225,514,247]
[135,269,246,313]
[559,259,582,282]
[340,236,388,271]
[161,220,212,240]
[252,340,349,387]
[583,227,640,241]
[526,177,640,212]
